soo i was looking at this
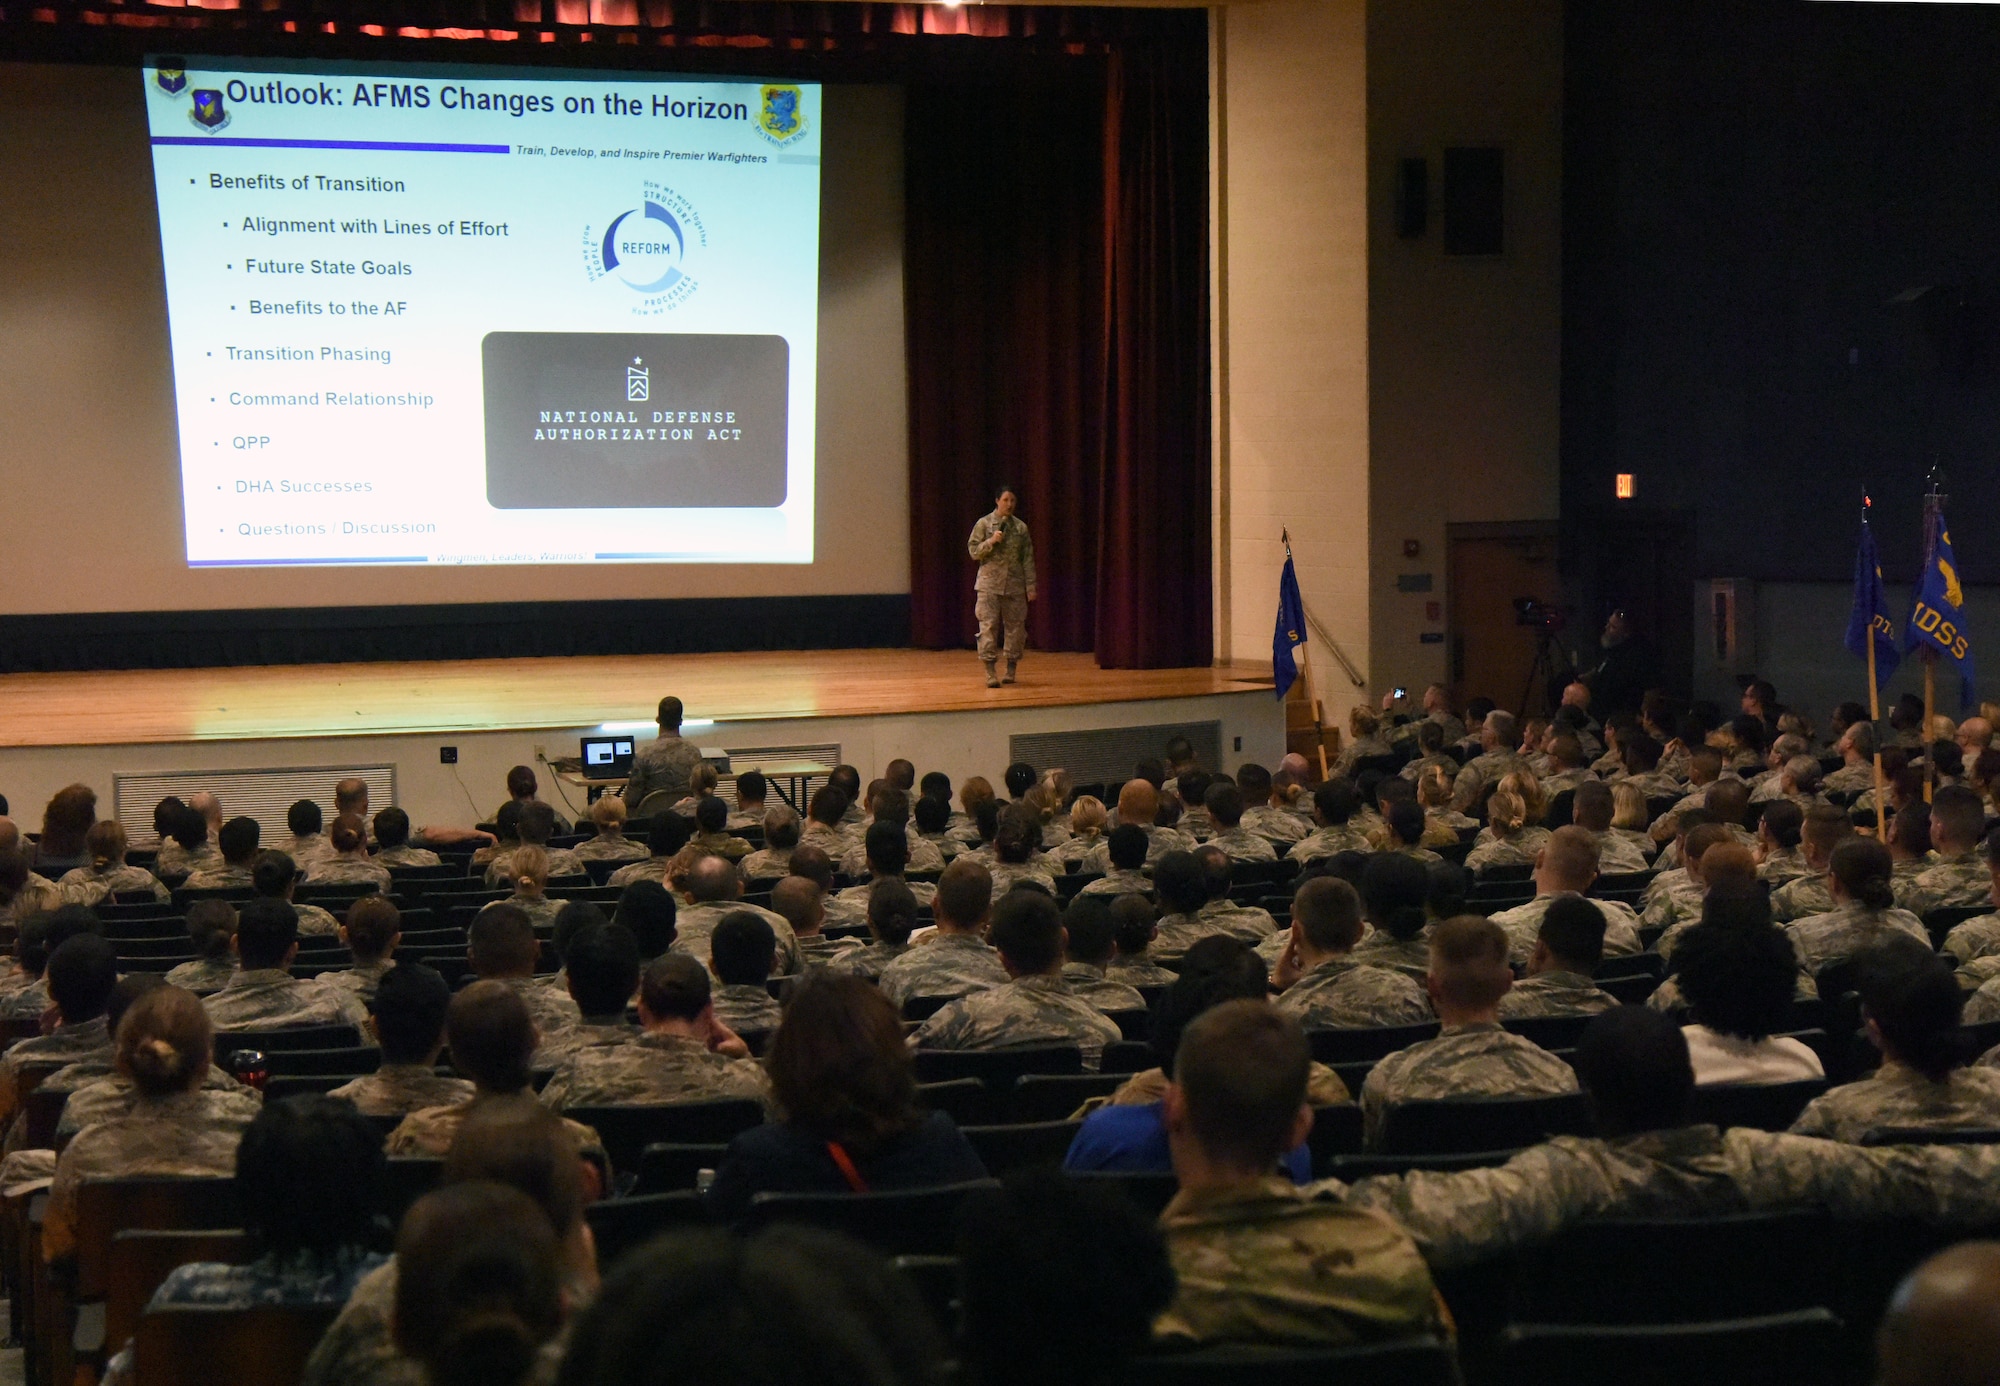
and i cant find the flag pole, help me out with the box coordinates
[1282,528,1329,778]
[1863,495,1889,836]
[1920,476,1945,804]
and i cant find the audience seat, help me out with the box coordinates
[383,1157,444,1222]
[1067,1169,1180,1218]
[261,1074,363,1100]
[901,995,958,1022]
[134,1303,342,1386]
[565,1099,767,1175]
[1307,1023,1440,1065]
[1596,973,1662,1006]
[1307,1103,1364,1163]
[1500,1015,1595,1051]
[1008,1072,1127,1123]
[1509,1209,1839,1324]
[1114,1336,1460,1386]
[889,1253,960,1340]
[106,1228,252,1359]
[1099,1040,1157,1076]
[1922,905,1991,950]
[22,1087,68,1151]
[911,1045,1084,1090]
[1492,1308,1845,1386]
[211,1026,362,1060]
[1323,1149,1521,1180]
[916,1078,995,1127]
[1859,1126,2000,1146]
[635,1142,730,1194]
[1686,1079,1828,1132]
[261,1046,382,1077]
[1376,1093,1594,1156]
[740,1180,1000,1256]
[1592,953,1664,981]
[960,1120,1084,1176]
[1103,1009,1151,1043]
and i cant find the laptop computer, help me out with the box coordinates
[580,735,636,780]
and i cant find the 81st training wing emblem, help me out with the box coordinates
[756,85,807,147]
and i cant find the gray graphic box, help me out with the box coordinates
[482,332,789,509]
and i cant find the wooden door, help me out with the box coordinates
[1448,527,1562,718]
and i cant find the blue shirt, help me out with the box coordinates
[1062,1101,1312,1183]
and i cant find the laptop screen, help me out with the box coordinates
[580,736,636,777]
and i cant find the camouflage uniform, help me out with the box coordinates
[202,969,369,1032]
[835,877,938,910]
[1106,954,1179,989]
[1786,904,1930,976]
[53,1068,253,1141]
[606,857,672,889]
[621,732,708,814]
[325,1065,475,1118]
[1153,1177,1446,1348]
[295,902,341,938]
[796,934,864,967]
[151,842,219,880]
[1488,894,1643,967]
[530,1019,636,1071]
[1587,830,1651,876]
[573,833,648,864]
[536,1031,772,1113]
[483,846,586,886]
[1198,827,1275,865]
[1275,958,1432,1030]
[492,975,581,1039]
[1350,934,1432,980]
[986,860,1062,902]
[1620,770,1685,802]
[1771,872,1836,925]
[323,960,396,1007]
[1451,751,1529,813]
[1332,735,1397,781]
[0,980,50,1022]
[1892,856,1935,914]
[690,831,755,865]
[1082,828,1195,874]
[1287,825,1374,867]
[1640,870,1704,940]
[499,894,564,930]
[1466,836,1542,875]
[1243,806,1309,845]
[823,941,907,983]
[44,1090,261,1262]
[1757,848,1809,888]
[0,1016,110,1129]
[1823,762,1875,798]
[910,974,1122,1070]
[373,845,441,869]
[164,956,236,996]
[55,864,168,907]
[1079,868,1152,900]
[712,984,783,1034]
[1789,1062,2000,1144]
[820,894,869,932]
[1340,1123,2000,1271]
[298,1260,421,1386]
[1155,910,1252,958]
[1962,976,2000,1025]
[839,834,947,878]
[1538,767,1594,801]
[1496,970,1619,1019]
[276,833,333,870]
[738,846,794,880]
[1059,962,1147,1013]
[302,856,393,892]
[672,902,802,976]
[1943,913,2000,966]
[877,934,1010,1010]
[1360,1022,1579,1147]
[385,1098,607,1163]
[181,862,255,891]
[1910,853,1993,915]
[917,830,963,864]
[968,509,1035,669]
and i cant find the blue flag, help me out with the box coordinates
[1904,508,1978,708]
[1843,515,1900,694]
[1273,553,1307,700]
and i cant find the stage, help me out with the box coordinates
[0,650,1282,838]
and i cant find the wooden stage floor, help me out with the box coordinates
[0,650,1275,749]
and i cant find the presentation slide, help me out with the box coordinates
[142,57,821,568]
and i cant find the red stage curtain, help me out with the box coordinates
[904,15,1211,668]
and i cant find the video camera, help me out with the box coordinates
[1513,597,1568,633]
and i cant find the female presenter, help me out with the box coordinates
[966,484,1037,688]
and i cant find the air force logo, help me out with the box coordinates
[756,85,807,146]
[155,67,188,96]
[189,88,231,132]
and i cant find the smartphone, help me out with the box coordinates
[1393,686,1408,700]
